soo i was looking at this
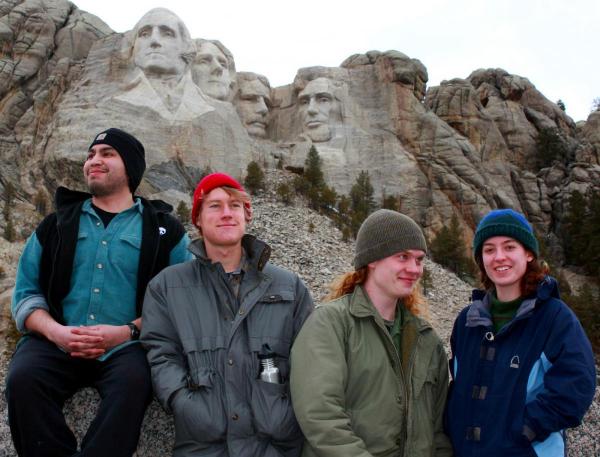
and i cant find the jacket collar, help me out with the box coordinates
[466,275,559,328]
[348,285,432,332]
[189,234,272,272]
[55,186,173,215]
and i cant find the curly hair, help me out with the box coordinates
[325,267,430,319]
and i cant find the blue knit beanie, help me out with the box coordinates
[472,209,539,259]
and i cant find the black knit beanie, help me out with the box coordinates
[353,209,428,269]
[88,128,146,192]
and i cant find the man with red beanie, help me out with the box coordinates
[142,172,314,457]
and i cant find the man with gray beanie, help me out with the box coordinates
[6,128,192,457]
[291,209,452,457]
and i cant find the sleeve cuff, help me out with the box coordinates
[13,294,49,333]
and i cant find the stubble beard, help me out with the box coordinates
[87,174,129,197]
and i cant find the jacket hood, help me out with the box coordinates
[55,186,173,214]
[188,234,271,271]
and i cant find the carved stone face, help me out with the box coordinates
[297,77,340,142]
[236,78,271,138]
[194,41,231,100]
[132,10,187,76]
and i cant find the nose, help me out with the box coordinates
[87,153,102,166]
[149,28,161,47]
[406,258,422,276]
[493,248,507,261]
[307,97,318,115]
[221,204,233,217]
[210,60,224,76]
[255,97,268,115]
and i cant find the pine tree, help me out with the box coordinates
[304,146,325,190]
[3,182,15,219]
[582,190,600,276]
[276,182,294,205]
[535,127,568,170]
[382,193,400,211]
[562,190,587,265]
[430,214,475,281]
[421,266,432,295]
[349,171,375,236]
[244,161,265,194]
[33,189,49,216]
[4,218,16,242]
[3,182,16,241]
[569,284,600,350]
[556,99,566,111]
[320,185,337,212]
[176,201,190,224]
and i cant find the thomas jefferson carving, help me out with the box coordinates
[192,39,235,101]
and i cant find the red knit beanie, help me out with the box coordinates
[191,173,251,227]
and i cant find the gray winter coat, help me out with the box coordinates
[141,235,314,457]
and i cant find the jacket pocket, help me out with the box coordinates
[172,367,227,443]
[250,377,302,442]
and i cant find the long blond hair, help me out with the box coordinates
[325,267,430,320]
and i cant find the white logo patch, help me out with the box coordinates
[96,133,107,141]
[159,227,166,236]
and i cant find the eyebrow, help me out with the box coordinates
[159,25,176,34]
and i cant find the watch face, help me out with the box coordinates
[128,323,140,339]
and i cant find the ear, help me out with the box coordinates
[526,253,534,262]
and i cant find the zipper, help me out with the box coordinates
[374,316,408,457]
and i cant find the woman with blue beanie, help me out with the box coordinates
[445,208,596,456]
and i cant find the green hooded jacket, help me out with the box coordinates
[290,286,452,457]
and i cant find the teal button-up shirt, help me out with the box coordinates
[12,198,192,359]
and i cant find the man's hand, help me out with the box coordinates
[69,325,131,358]
[47,325,106,359]
[24,309,137,359]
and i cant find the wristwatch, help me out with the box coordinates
[127,322,141,340]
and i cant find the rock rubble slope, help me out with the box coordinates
[0,183,598,456]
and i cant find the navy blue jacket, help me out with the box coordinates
[446,276,596,457]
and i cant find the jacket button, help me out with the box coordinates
[231,414,239,420]
[396,395,402,403]
[228,359,233,366]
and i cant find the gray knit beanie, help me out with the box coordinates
[353,209,427,269]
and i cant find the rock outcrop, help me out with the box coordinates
[0,2,599,259]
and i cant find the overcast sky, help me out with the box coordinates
[73,0,598,122]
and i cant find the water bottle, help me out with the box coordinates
[258,343,280,384]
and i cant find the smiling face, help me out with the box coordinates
[366,250,425,302]
[194,41,232,100]
[236,77,271,137]
[297,77,340,142]
[132,9,187,76]
[195,187,247,250]
[481,236,533,301]
[83,144,129,197]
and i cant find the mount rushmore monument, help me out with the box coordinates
[1,0,599,254]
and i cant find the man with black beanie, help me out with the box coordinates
[6,128,192,457]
